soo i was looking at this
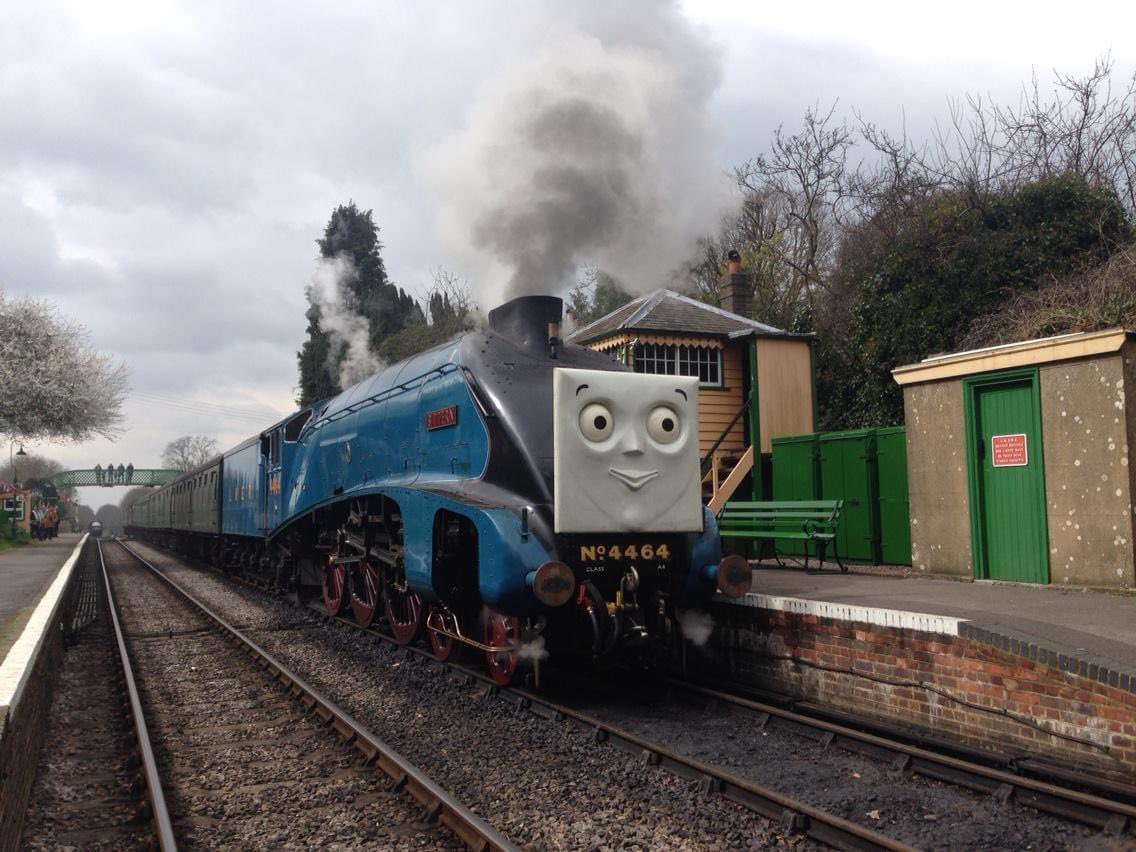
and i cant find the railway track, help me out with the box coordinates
[73,539,512,850]
[126,537,1136,848]
[21,541,163,850]
[295,581,1136,846]
[125,540,914,850]
[321,614,1133,849]
[660,674,1136,835]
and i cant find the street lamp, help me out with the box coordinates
[9,442,26,488]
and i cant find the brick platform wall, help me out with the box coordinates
[0,541,88,852]
[0,625,63,852]
[703,602,1136,782]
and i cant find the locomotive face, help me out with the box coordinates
[553,367,702,533]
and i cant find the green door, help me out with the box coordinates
[819,430,880,563]
[876,427,912,566]
[967,373,1049,583]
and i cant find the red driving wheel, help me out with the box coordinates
[349,559,381,627]
[483,609,520,685]
[427,605,458,662]
[322,552,348,616]
[384,583,423,645]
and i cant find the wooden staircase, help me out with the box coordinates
[703,445,754,515]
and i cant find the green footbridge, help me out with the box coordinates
[48,467,181,488]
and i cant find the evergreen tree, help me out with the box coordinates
[297,203,424,406]
[568,269,633,327]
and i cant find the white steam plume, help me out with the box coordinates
[678,609,714,647]
[420,1,731,301]
[308,255,384,388]
[517,635,550,662]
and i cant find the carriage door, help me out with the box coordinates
[965,370,1049,583]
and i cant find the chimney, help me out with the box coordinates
[720,250,751,319]
[488,295,564,357]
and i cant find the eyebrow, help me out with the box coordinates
[674,389,687,400]
[576,384,589,396]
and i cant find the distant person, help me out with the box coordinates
[31,503,46,541]
[44,504,59,539]
[94,464,103,485]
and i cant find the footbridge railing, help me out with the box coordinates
[48,468,182,488]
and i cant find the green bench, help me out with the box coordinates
[717,500,845,572]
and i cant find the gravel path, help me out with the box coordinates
[128,540,807,850]
[104,542,458,850]
[22,546,151,850]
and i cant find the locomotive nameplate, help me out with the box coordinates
[558,533,686,591]
[426,405,458,430]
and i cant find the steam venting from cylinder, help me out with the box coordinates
[420,1,731,299]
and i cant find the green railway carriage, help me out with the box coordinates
[130,458,221,537]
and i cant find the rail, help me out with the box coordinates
[96,539,178,851]
[111,539,515,852]
[133,538,1136,845]
[294,594,908,849]
[667,676,1135,837]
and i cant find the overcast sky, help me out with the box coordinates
[2,0,1133,508]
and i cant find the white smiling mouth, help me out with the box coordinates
[608,468,660,490]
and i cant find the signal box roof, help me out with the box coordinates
[567,289,811,345]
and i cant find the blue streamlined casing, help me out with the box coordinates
[680,506,724,605]
[284,341,489,519]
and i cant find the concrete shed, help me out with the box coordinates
[892,328,1136,590]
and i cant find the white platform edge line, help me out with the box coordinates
[717,591,968,636]
[0,535,89,715]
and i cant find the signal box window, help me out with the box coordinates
[632,343,722,387]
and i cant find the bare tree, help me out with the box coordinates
[119,485,153,512]
[75,503,94,528]
[963,243,1136,348]
[734,103,854,305]
[0,451,63,484]
[161,435,218,471]
[853,57,1136,212]
[0,291,128,443]
[94,503,123,535]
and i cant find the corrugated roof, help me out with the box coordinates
[568,289,808,343]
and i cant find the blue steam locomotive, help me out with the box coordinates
[126,296,751,684]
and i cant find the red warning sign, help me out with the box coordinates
[991,433,1028,467]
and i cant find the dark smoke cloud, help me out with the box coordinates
[421,0,732,300]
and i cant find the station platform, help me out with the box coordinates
[744,566,1136,688]
[0,534,87,848]
[702,563,1136,780]
[0,535,84,664]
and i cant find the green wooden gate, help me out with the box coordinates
[964,369,1049,583]
[771,433,820,556]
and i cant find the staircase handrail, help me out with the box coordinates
[700,396,751,476]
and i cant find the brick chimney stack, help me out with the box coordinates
[720,249,751,319]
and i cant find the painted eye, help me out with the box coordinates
[579,403,614,442]
[646,406,681,444]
